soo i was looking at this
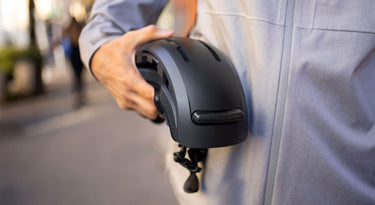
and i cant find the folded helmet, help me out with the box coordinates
[135,37,248,148]
[135,37,249,193]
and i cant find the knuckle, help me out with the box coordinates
[116,90,133,110]
[119,99,133,110]
[148,107,157,115]
[151,108,159,117]
[148,106,159,118]
[120,91,131,102]
[145,25,157,33]
[117,99,130,110]
[119,103,129,110]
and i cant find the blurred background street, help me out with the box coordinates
[0,0,178,204]
[0,64,178,205]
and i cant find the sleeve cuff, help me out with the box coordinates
[78,15,123,80]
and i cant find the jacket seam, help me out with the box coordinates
[295,26,375,34]
[198,9,284,27]
[264,0,296,204]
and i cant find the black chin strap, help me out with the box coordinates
[173,144,207,193]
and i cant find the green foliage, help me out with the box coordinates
[0,46,43,75]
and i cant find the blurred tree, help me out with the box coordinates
[28,0,36,47]
[28,0,44,95]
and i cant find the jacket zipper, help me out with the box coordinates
[264,0,296,204]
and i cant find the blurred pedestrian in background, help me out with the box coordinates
[54,16,85,108]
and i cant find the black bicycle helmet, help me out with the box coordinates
[135,37,248,193]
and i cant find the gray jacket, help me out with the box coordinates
[79,0,375,204]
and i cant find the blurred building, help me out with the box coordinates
[0,0,29,46]
[0,0,94,101]
[0,0,93,48]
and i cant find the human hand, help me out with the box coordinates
[91,25,174,119]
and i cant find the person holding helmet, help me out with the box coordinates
[79,0,375,204]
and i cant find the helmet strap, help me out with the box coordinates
[173,144,207,193]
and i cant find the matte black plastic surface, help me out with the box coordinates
[135,37,248,148]
[192,109,243,125]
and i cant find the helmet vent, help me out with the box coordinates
[164,39,191,62]
[162,72,171,92]
[138,51,158,71]
[176,46,191,62]
[199,40,221,62]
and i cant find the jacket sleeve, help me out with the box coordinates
[78,0,168,72]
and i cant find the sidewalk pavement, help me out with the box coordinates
[0,66,178,205]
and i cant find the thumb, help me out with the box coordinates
[128,25,174,49]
